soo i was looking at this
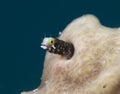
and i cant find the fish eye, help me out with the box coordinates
[51,40,54,44]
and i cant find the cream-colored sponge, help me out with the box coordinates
[21,14,120,94]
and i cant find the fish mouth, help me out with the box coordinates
[40,43,48,49]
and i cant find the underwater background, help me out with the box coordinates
[1,0,120,94]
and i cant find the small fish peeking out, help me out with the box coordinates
[21,14,120,94]
[41,37,74,59]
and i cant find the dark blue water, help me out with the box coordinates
[1,0,120,94]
